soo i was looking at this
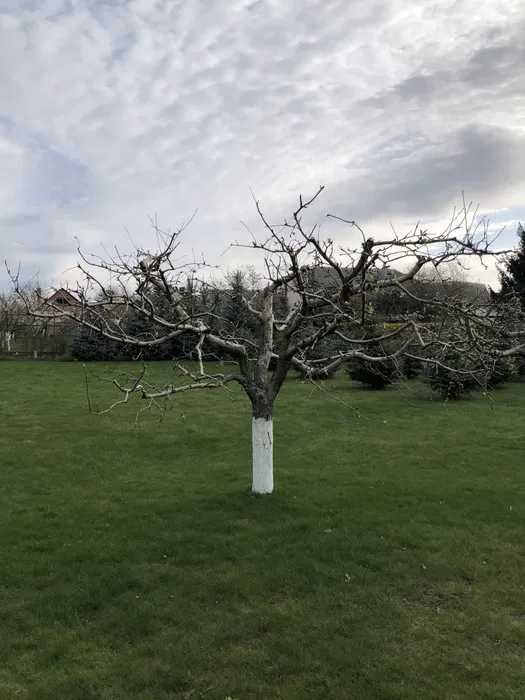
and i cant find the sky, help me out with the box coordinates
[1,0,524,290]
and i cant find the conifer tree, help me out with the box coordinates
[499,223,525,307]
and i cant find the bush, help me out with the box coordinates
[428,347,520,399]
[429,368,478,400]
[427,346,481,400]
[71,322,195,362]
[71,328,127,361]
[346,356,404,389]
[487,356,518,388]
[403,353,421,379]
[346,348,404,389]
[344,319,407,389]
[516,353,525,379]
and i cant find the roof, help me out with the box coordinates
[45,288,80,306]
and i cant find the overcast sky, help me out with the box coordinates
[1,0,524,290]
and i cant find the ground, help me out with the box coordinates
[0,361,524,699]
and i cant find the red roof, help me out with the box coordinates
[45,288,80,305]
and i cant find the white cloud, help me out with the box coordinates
[0,0,524,287]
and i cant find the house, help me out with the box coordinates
[45,288,81,314]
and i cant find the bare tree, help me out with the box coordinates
[10,188,525,494]
[0,292,22,352]
[0,287,42,353]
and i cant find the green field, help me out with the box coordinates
[1,361,524,699]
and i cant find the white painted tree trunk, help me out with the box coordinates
[251,417,274,494]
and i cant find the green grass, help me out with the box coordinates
[0,361,524,699]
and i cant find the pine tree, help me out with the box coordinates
[499,223,525,307]
[345,319,405,389]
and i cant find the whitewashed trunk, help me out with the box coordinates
[251,417,274,494]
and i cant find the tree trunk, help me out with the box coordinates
[250,289,275,494]
[251,415,273,494]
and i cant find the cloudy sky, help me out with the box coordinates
[1,0,524,289]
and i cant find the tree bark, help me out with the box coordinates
[251,415,273,494]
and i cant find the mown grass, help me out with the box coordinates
[0,361,524,699]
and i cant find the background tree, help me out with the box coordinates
[11,189,525,494]
[345,318,405,389]
[490,224,525,375]
[498,223,525,307]
[0,286,45,354]
[221,269,257,353]
[0,291,25,352]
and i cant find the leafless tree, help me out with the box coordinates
[10,188,525,494]
[0,293,22,352]
[0,287,42,353]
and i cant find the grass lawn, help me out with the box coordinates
[0,361,524,699]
